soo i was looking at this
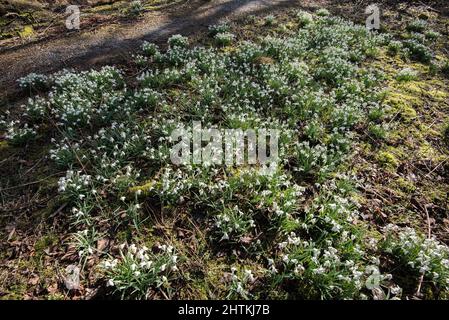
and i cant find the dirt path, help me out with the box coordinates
[1,0,447,102]
[0,0,324,101]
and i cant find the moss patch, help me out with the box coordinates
[385,91,420,122]
[18,25,34,38]
[377,150,400,169]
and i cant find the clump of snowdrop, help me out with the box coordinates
[227,267,256,299]
[74,228,101,260]
[5,120,37,146]
[47,66,125,128]
[50,139,82,169]
[132,88,163,110]
[424,30,440,40]
[208,23,230,37]
[383,225,449,291]
[17,72,49,91]
[214,32,235,46]
[406,19,427,33]
[275,232,371,299]
[315,47,355,85]
[23,96,49,121]
[127,0,144,16]
[141,41,159,56]
[403,39,433,63]
[296,10,314,26]
[316,8,330,17]
[294,138,350,182]
[387,40,403,56]
[264,15,277,26]
[214,205,255,243]
[396,68,418,82]
[265,178,395,299]
[137,68,185,88]
[168,34,189,48]
[103,243,180,298]
[133,54,148,67]
[58,170,93,202]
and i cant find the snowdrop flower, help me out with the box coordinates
[244,269,255,282]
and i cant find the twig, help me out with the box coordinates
[49,203,68,219]
[24,157,44,175]
[0,172,62,191]
[423,204,431,239]
[415,204,432,296]
[425,157,448,178]
[418,2,440,13]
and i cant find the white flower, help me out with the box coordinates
[244,269,255,282]
[221,233,229,241]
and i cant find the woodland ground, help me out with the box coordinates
[0,0,449,300]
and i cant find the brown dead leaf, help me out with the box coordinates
[47,283,58,295]
[28,275,40,286]
[7,227,16,241]
[239,236,253,244]
[97,238,109,252]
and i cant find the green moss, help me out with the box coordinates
[377,150,399,169]
[398,81,423,95]
[47,293,65,300]
[417,141,445,162]
[395,177,416,193]
[115,229,133,243]
[385,91,420,122]
[425,186,447,203]
[401,104,418,121]
[0,283,28,300]
[444,123,449,143]
[408,124,441,146]
[389,103,417,122]
[183,258,229,299]
[427,89,447,101]
[0,140,9,150]
[34,234,58,255]
[18,25,34,38]
[396,79,448,101]
[368,124,387,140]
[129,179,154,195]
